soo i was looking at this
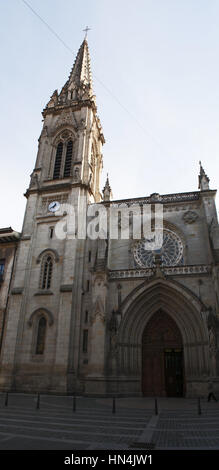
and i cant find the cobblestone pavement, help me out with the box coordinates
[0,394,218,450]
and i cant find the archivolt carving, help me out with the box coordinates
[36,249,59,264]
[28,308,54,327]
[115,278,209,377]
[52,127,77,145]
[51,112,78,137]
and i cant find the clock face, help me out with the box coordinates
[48,201,60,213]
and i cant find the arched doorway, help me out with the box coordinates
[142,310,184,397]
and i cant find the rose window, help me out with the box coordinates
[133,229,184,268]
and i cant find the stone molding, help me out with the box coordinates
[34,290,54,296]
[36,249,59,264]
[11,287,23,295]
[60,284,73,292]
[103,191,201,208]
[109,265,211,280]
[28,308,54,327]
[100,189,216,208]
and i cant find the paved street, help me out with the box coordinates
[0,394,218,450]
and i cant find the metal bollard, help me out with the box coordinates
[4,392,8,407]
[112,397,116,414]
[36,393,40,410]
[154,397,158,415]
[198,397,202,415]
[73,394,76,412]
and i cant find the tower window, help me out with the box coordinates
[53,142,63,179]
[88,251,91,262]
[36,316,47,355]
[85,311,89,323]
[40,255,53,289]
[49,227,54,239]
[0,259,5,281]
[82,330,88,353]
[52,138,74,180]
[64,140,73,177]
[87,280,90,292]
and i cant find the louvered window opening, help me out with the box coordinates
[42,256,53,289]
[64,140,73,177]
[53,142,63,179]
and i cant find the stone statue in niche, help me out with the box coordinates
[88,172,93,190]
[90,275,107,325]
[90,296,105,325]
[73,167,80,181]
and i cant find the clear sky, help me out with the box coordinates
[1,0,219,231]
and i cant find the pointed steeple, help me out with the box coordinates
[59,39,94,102]
[198,161,210,190]
[103,174,113,201]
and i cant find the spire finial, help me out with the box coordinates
[198,161,210,190]
[103,174,113,201]
[83,26,91,40]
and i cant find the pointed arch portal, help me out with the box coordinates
[116,279,210,397]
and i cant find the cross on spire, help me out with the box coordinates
[83,26,91,40]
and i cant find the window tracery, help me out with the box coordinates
[133,229,184,268]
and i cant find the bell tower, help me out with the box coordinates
[0,39,105,393]
[32,38,104,202]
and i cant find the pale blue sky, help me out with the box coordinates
[1,0,219,230]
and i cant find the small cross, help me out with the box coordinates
[83,26,91,39]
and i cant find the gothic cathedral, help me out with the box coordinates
[0,39,219,397]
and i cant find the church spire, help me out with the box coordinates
[59,39,93,101]
[103,174,113,201]
[198,161,210,190]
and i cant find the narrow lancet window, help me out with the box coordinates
[41,255,53,289]
[36,317,47,355]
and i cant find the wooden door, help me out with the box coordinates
[142,310,184,396]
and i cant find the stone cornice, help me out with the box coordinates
[42,101,104,144]
[42,99,97,118]
[100,190,217,207]
[34,290,54,296]
[200,189,217,198]
[24,181,91,198]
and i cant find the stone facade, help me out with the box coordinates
[0,228,20,356]
[0,40,219,397]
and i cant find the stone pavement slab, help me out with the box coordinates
[0,394,218,449]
